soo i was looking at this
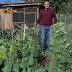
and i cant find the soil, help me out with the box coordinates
[36,40,52,67]
[37,54,51,67]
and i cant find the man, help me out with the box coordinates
[34,1,57,54]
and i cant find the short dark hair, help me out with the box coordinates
[44,1,50,5]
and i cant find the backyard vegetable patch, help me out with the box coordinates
[0,21,72,72]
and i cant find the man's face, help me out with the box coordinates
[44,2,49,9]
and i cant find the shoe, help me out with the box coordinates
[41,51,44,54]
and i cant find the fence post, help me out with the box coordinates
[23,24,26,41]
[65,16,68,27]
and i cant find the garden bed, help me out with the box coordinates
[0,21,72,72]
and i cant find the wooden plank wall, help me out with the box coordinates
[0,7,13,29]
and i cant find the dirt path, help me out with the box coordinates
[37,54,51,67]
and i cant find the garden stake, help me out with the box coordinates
[14,32,17,59]
[34,24,37,39]
[9,28,13,63]
[23,24,26,44]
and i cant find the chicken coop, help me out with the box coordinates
[0,2,42,29]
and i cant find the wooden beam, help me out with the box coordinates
[13,11,37,14]
[14,23,24,29]
[37,7,39,19]
[3,2,42,7]
[37,7,40,28]
[13,22,24,23]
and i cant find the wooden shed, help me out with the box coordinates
[0,2,42,29]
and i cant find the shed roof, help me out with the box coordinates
[3,2,42,7]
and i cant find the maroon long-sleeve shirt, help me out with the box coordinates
[36,9,57,26]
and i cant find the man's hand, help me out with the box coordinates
[50,25,53,27]
[50,24,56,27]
[34,22,37,27]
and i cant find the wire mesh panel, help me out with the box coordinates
[25,13,37,27]
[13,7,38,29]
[25,7,37,28]
[13,13,24,22]
[13,8,24,29]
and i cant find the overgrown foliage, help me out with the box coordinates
[0,16,72,72]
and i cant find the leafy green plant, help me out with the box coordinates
[0,19,72,72]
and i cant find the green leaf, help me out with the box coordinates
[13,63,19,72]
[22,68,27,72]
[29,55,34,66]
[45,61,55,72]
[2,62,12,72]
[66,70,71,72]
[32,66,46,72]
[19,62,27,72]
[27,67,31,72]
[35,66,46,72]
[19,62,26,68]
[57,69,65,72]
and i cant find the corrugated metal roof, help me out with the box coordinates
[3,2,42,7]
[2,0,41,4]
